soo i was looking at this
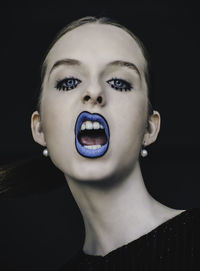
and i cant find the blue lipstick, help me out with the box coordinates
[75,111,110,158]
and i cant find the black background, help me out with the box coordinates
[0,3,200,271]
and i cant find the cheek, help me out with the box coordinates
[40,99,77,176]
[114,93,147,135]
[41,91,74,131]
[40,94,75,153]
[112,94,147,158]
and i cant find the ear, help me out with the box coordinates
[31,111,46,146]
[143,110,161,146]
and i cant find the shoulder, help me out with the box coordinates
[163,208,200,234]
[160,208,200,251]
[181,208,200,225]
[185,208,200,232]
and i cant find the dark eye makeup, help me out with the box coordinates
[106,78,133,91]
[55,77,133,92]
[55,77,82,91]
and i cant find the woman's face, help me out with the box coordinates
[32,23,151,183]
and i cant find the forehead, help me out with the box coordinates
[46,23,146,73]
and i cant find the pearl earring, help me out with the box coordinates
[43,148,48,157]
[141,143,148,157]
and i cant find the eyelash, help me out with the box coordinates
[55,77,133,92]
[106,78,133,91]
[55,77,82,91]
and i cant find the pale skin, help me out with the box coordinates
[31,23,185,256]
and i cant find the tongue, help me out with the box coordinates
[79,134,107,146]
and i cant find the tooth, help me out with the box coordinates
[85,145,92,149]
[93,122,100,130]
[93,145,101,149]
[85,121,93,130]
[84,145,101,149]
[81,123,86,130]
[81,120,104,130]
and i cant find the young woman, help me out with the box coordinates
[4,16,200,270]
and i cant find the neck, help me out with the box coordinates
[65,161,181,256]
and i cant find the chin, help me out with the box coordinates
[65,158,118,184]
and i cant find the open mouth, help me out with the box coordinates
[75,111,110,158]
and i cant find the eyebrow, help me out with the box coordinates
[48,59,81,79]
[48,58,141,80]
[108,60,141,79]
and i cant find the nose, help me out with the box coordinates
[82,89,106,106]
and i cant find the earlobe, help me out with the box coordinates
[31,111,46,146]
[144,110,161,146]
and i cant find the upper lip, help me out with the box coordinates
[75,111,110,140]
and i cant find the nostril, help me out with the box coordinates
[97,96,102,103]
[83,95,103,103]
[84,95,90,101]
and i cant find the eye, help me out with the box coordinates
[106,78,133,91]
[55,77,81,91]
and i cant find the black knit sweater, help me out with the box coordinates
[59,208,200,270]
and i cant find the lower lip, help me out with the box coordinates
[75,138,109,158]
